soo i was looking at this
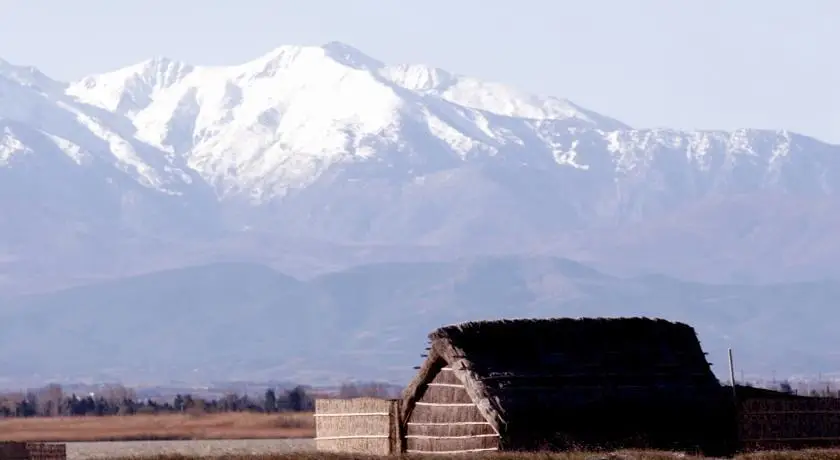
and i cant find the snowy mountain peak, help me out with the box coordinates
[377,62,625,127]
[321,41,383,71]
[3,43,840,302]
[135,56,193,80]
[61,43,624,132]
[67,56,194,113]
[245,45,318,75]
[378,63,456,92]
[241,41,384,78]
[5,43,836,214]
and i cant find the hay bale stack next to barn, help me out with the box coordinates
[400,317,735,456]
[0,442,66,460]
[314,397,401,455]
[736,390,840,451]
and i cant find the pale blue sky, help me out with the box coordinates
[1,0,838,143]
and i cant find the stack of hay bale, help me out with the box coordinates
[0,442,67,460]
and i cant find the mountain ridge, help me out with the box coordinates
[2,257,838,387]
[1,41,839,293]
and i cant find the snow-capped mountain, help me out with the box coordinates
[1,42,839,292]
[63,41,628,202]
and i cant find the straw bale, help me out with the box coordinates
[419,386,473,404]
[406,422,496,438]
[316,397,393,414]
[742,396,840,413]
[316,412,391,436]
[405,435,499,453]
[316,437,391,455]
[407,403,486,424]
[0,443,29,460]
[740,396,840,450]
[315,397,400,455]
[0,442,66,460]
[741,410,840,440]
[403,362,498,453]
[403,360,487,423]
[24,443,66,460]
[430,369,461,385]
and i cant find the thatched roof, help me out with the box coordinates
[401,317,724,444]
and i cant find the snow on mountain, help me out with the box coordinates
[1,59,197,193]
[69,57,195,115]
[1,41,840,288]
[0,58,65,95]
[67,45,404,198]
[0,59,220,262]
[378,63,622,127]
[6,42,840,384]
[61,42,637,202]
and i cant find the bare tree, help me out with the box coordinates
[100,383,136,402]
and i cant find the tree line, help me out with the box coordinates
[0,383,315,418]
[3,379,839,418]
[0,381,399,418]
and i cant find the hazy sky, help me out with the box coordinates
[2,0,838,143]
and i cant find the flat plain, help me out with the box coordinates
[7,413,840,460]
[0,413,315,442]
[64,439,315,460]
[62,448,840,460]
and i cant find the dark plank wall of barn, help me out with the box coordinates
[404,366,500,453]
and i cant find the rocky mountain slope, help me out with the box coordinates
[1,42,839,286]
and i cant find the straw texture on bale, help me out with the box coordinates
[740,397,840,452]
[403,367,500,453]
[401,317,734,456]
[315,397,400,455]
[0,442,66,460]
[0,443,28,460]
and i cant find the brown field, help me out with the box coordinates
[76,450,840,460]
[0,412,315,442]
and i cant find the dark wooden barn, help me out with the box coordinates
[399,317,735,455]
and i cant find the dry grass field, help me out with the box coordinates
[0,412,315,442]
[81,449,840,460]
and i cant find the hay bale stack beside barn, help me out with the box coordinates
[400,317,734,455]
[314,397,401,455]
[0,442,66,460]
